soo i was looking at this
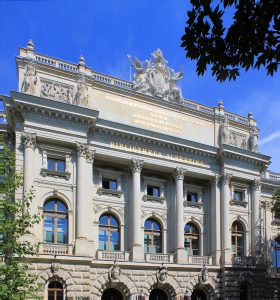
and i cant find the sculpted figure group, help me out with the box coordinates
[128,49,183,103]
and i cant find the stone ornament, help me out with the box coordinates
[250,127,259,152]
[221,173,232,185]
[109,260,121,282]
[51,262,61,277]
[198,264,209,284]
[21,60,37,95]
[22,132,37,150]
[40,80,73,103]
[128,49,183,102]
[76,143,95,163]
[156,263,168,283]
[219,117,229,145]
[252,179,261,191]
[173,167,186,181]
[74,75,89,106]
[129,159,143,173]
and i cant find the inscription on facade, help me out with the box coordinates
[110,142,204,167]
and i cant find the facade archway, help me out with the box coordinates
[101,288,123,300]
[149,288,168,300]
[240,282,251,300]
[191,289,207,300]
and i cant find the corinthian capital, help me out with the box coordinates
[173,167,186,181]
[221,173,232,185]
[22,132,37,150]
[129,159,143,173]
[251,179,261,191]
[76,143,95,163]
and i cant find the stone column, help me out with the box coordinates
[251,179,261,256]
[221,173,232,264]
[22,132,37,195]
[129,159,144,261]
[210,175,221,265]
[173,167,187,263]
[75,143,95,256]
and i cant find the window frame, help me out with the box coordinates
[231,221,245,257]
[43,199,68,245]
[144,218,162,254]
[143,176,166,203]
[98,213,120,251]
[47,281,64,300]
[184,222,200,256]
[97,168,123,198]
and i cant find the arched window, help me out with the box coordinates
[48,281,63,300]
[144,218,162,253]
[272,236,280,270]
[43,199,68,244]
[102,288,123,300]
[231,221,244,256]
[184,223,199,255]
[149,289,168,300]
[99,214,120,251]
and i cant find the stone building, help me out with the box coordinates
[2,40,280,299]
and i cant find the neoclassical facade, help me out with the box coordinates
[2,40,280,299]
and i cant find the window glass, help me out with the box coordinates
[272,238,280,269]
[57,160,65,172]
[0,100,4,111]
[98,214,120,251]
[44,200,55,211]
[47,158,56,171]
[57,218,68,244]
[44,216,54,243]
[144,218,162,253]
[231,221,244,256]
[184,223,199,255]
[187,192,198,202]
[147,185,160,197]
[109,180,117,190]
[47,158,66,172]
[234,191,243,201]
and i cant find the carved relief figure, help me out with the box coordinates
[250,127,259,152]
[198,264,209,284]
[128,49,183,102]
[156,263,168,283]
[109,261,121,282]
[74,76,89,106]
[40,81,73,103]
[220,117,229,145]
[21,61,37,94]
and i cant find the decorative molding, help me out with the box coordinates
[40,168,71,180]
[97,187,122,198]
[183,200,203,209]
[230,199,248,208]
[22,132,37,150]
[40,78,73,103]
[76,143,95,163]
[142,195,165,204]
[129,158,143,173]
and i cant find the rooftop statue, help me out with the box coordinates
[128,49,183,102]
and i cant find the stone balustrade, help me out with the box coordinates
[188,255,213,265]
[96,250,130,261]
[40,243,71,255]
[232,256,255,266]
[145,253,174,263]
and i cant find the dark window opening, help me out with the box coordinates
[233,191,243,201]
[102,178,118,190]
[147,185,160,197]
[187,192,198,202]
[47,158,66,172]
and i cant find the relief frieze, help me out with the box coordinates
[40,79,73,103]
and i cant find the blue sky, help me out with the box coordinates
[0,0,279,171]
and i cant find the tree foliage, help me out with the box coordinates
[181,0,280,81]
[272,188,280,220]
[0,143,41,300]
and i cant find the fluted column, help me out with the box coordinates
[129,159,144,261]
[173,167,187,263]
[210,175,221,264]
[221,173,232,264]
[22,132,37,194]
[251,179,261,256]
[75,143,95,256]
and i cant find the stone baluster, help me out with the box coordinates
[75,143,95,256]
[251,179,261,256]
[129,159,144,261]
[221,173,232,264]
[173,167,187,263]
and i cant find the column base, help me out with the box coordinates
[75,238,94,257]
[221,249,232,265]
[175,248,187,264]
[130,245,144,261]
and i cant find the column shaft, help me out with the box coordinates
[251,179,261,256]
[23,133,36,194]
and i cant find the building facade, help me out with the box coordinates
[2,40,280,299]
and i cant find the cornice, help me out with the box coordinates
[6,91,99,130]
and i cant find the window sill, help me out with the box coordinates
[183,200,202,208]
[97,187,122,198]
[230,199,248,208]
[142,195,165,204]
[41,168,71,180]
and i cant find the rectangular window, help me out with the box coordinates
[233,191,243,201]
[147,185,160,197]
[187,192,198,202]
[102,178,117,190]
[47,157,66,172]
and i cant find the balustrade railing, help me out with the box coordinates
[232,256,255,266]
[96,250,129,261]
[40,243,70,255]
[145,253,174,263]
[188,255,212,265]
